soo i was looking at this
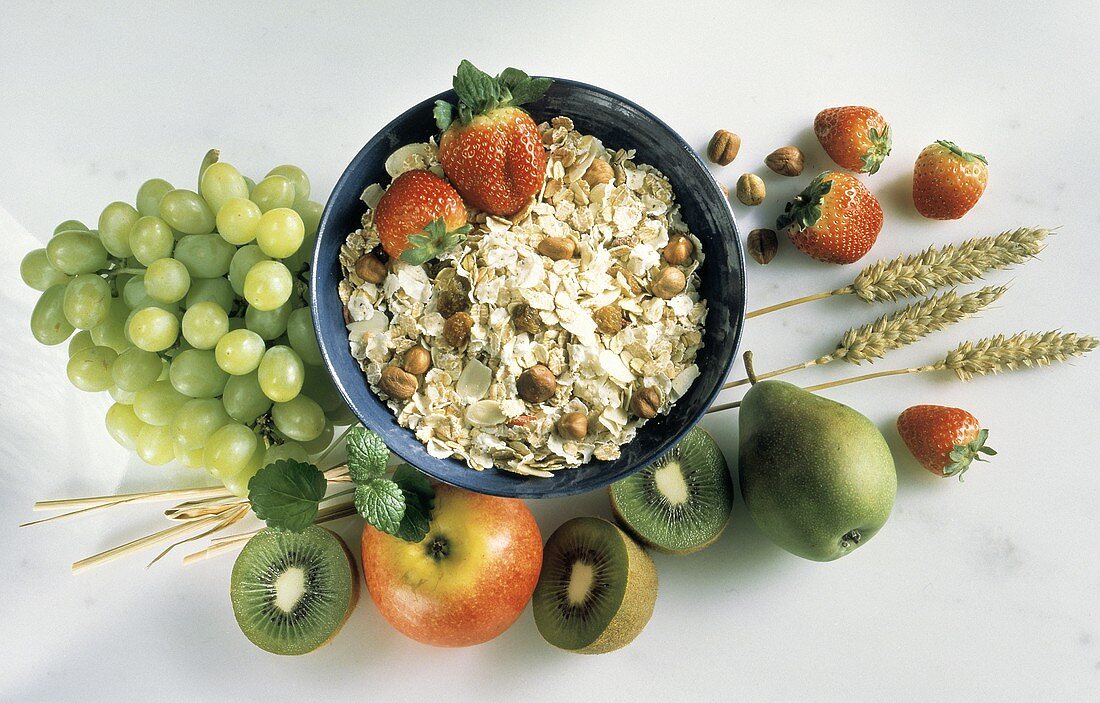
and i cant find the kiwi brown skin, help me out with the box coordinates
[608,487,727,556]
[577,526,658,654]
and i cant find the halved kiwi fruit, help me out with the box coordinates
[230,526,359,655]
[609,426,733,555]
[532,516,657,654]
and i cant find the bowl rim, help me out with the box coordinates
[310,76,745,498]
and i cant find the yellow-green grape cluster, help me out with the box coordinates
[22,154,354,497]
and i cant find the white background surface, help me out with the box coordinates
[2,2,1098,701]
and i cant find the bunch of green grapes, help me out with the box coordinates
[21,152,354,496]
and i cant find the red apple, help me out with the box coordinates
[360,482,543,647]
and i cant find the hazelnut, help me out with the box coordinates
[662,235,694,265]
[582,159,615,187]
[537,236,576,261]
[765,146,805,177]
[609,265,643,296]
[630,386,662,419]
[442,311,474,348]
[378,366,417,400]
[736,173,766,206]
[402,346,431,375]
[707,130,741,166]
[516,364,557,404]
[747,228,779,265]
[511,303,545,335]
[557,412,589,440]
[593,304,626,335]
[354,253,387,284]
[650,266,687,299]
[436,289,470,319]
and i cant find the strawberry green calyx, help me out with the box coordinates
[434,60,552,131]
[936,140,988,165]
[861,125,892,174]
[943,428,997,479]
[400,217,471,266]
[776,173,833,232]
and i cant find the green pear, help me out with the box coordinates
[738,380,896,561]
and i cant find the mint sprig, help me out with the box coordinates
[346,425,390,483]
[346,427,435,543]
[248,459,328,533]
[435,60,552,131]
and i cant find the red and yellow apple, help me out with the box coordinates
[360,482,543,647]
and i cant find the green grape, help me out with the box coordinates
[254,207,305,259]
[215,328,265,375]
[105,403,146,450]
[174,440,206,469]
[98,202,139,258]
[108,384,137,404]
[136,424,174,465]
[31,284,75,345]
[263,440,309,465]
[67,345,118,392]
[295,200,323,237]
[257,345,304,402]
[221,371,272,424]
[251,175,296,213]
[271,394,325,442]
[170,397,230,450]
[243,260,292,311]
[144,258,191,304]
[215,197,262,246]
[46,231,108,275]
[136,178,175,217]
[221,435,265,497]
[68,330,95,357]
[282,231,316,275]
[62,273,112,329]
[128,306,179,352]
[200,161,249,215]
[169,349,229,398]
[245,299,293,339]
[111,347,163,392]
[54,219,89,235]
[159,188,215,234]
[184,276,235,312]
[203,422,259,477]
[122,275,148,309]
[134,379,188,426]
[128,216,175,266]
[244,176,257,195]
[174,234,235,278]
[90,297,132,352]
[286,306,323,366]
[299,422,334,455]
[181,301,228,349]
[267,164,310,205]
[20,248,70,291]
[228,316,246,332]
[228,244,269,297]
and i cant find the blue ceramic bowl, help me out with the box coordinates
[311,78,745,499]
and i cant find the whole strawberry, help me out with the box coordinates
[435,61,551,217]
[374,170,470,264]
[912,140,988,219]
[814,106,892,175]
[897,405,996,479]
[776,171,884,264]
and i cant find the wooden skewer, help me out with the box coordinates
[35,485,231,512]
[71,514,224,575]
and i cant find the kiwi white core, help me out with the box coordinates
[274,567,307,613]
[654,461,690,506]
[567,562,596,605]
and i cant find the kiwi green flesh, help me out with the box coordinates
[609,426,733,554]
[230,526,354,656]
[532,517,629,651]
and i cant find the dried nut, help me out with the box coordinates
[765,146,805,176]
[354,253,387,284]
[593,304,626,335]
[662,234,694,265]
[511,303,545,335]
[442,311,474,348]
[609,265,643,295]
[707,130,741,166]
[402,346,431,375]
[557,412,589,440]
[736,173,766,206]
[582,159,615,187]
[747,228,779,265]
[378,366,417,400]
[516,364,557,403]
[436,289,470,318]
[650,266,687,299]
[630,386,662,419]
[537,236,576,261]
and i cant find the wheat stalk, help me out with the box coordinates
[746,227,1049,318]
[724,285,1006,388]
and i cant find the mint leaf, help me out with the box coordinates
[499,67,530,89]
[248,460,327,532]
[355,479,405,534]
[508,76,552,107]
[346,426,389,483]
[392,465,435,543]
[453,59,499,115]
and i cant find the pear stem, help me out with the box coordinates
[745,289,844,319]
[742,351,758,384]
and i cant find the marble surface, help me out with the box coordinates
[1,2,1097,701]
